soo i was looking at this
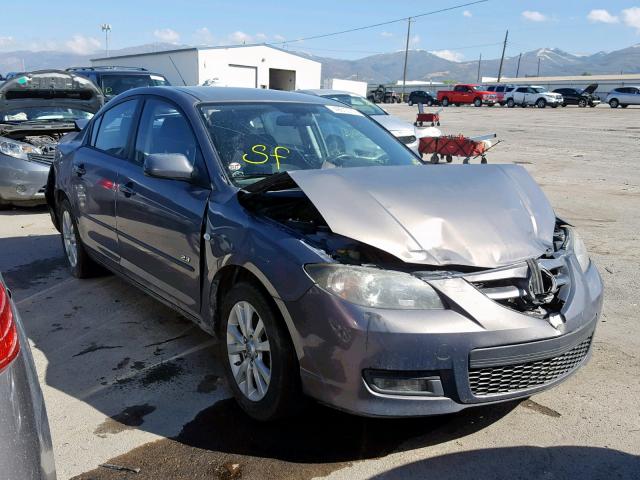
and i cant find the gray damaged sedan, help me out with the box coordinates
[0,273,56,479]
[0,70,102,207]
[47,87,603,420]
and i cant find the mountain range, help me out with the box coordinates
[2,43,639,84]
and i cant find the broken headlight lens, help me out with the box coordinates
[568,228,590,273]
[0,136,41,161]
[304,264,445,310]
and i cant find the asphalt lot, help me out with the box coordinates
[1,103,639,479]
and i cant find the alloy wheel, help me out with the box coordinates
[227,301,271,401]
[62,210,78,268]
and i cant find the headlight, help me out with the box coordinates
[0,136,41,161]
[568,228,590,272]
[304,264,445,310]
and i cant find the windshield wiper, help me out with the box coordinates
[235,173,278,179]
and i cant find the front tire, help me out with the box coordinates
[220,282,302,421]
[473,98,482,107]
[408,100,413,106]
[536,98,547,108]
[578,98,587,108]
[58,199,100,278]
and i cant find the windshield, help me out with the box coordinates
[199,102,420,186]
[1,107,94,122]
[532,87,548,93]
[101,74,169,97]
[321,94,386,116]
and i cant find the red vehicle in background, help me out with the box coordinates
[437,84,498,107]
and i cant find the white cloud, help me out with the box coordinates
[381,31,394,37]
[463,10,472,17]
[0,36,14,49]
[587,9,619,24]
[430,49,464,62]
[153,28,180,44]
[522,10,548,22]
[229,31,253,44]
[273,34,286,42]
[255,33,268,42]
[622,7,640,32]
[65,35,101,54]
[193,27,214,45]
[410,34,420,46]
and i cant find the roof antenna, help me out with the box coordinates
[168,55,187,86]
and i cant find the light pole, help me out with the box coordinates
[101,24,112,57]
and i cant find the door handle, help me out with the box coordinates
[72,164,86,177]
[119,182,135,197]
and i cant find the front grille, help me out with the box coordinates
[469,336,592,396]
[27,151,55,165]
[397,135,417,145]
[464,255,569,316]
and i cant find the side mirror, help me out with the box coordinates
[74,119,89,131]
[143,153,194,181]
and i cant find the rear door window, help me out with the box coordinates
[93,99,138,158]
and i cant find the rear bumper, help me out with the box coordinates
[0,300,56,479]
[0,154,50,205]
[288,260,603,417]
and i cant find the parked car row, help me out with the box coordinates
[403,83,640,109]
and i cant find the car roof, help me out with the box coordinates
[116,86,336,105]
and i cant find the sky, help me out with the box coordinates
[1,0,640,61]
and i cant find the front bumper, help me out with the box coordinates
[0,154,50,205]
[287,258,603,417]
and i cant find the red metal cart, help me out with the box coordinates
[419,134,498,164]
[414,104,442,126]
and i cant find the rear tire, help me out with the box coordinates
[609,98,619,108]
[220,282,302,421]
[506,98,515,108]
[427,99,434,106]
[441,97,450,107]
[58,199,100,278]
[408,100,413,106]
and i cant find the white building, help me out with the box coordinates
[91,45,322,90]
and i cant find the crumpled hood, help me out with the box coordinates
[0,70,103,117]
[371,114,414,134]
[288,164,556,268]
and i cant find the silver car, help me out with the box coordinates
[0,70,102,207]
[299,89,423,153]
[605,86,640,108]
[0,273,56,479]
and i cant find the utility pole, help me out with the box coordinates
[537,58,542,77]
[476,53,482,82]
[101,24,112,57]
[515,52,522,78]
[401,17,413,103]
[497,29,508,82]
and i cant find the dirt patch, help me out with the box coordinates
[73,398,518,480]
[3,256,67,290]
[73,343,123,358]
[520,399,561,418]
[140,361,184,387]
[197,374,223,393]
[94,404,157,436]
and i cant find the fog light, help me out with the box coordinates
[364,370,444,396]
[15,184,27,194]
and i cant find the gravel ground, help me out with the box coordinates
[1,103,638,479]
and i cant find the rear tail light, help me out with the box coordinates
[0,282,20,373]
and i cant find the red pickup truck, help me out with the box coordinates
[437,84,498,107]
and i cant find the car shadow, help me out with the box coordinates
[0,204,49,216]
[368,446,640,480]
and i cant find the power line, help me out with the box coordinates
[266,0,488,46]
